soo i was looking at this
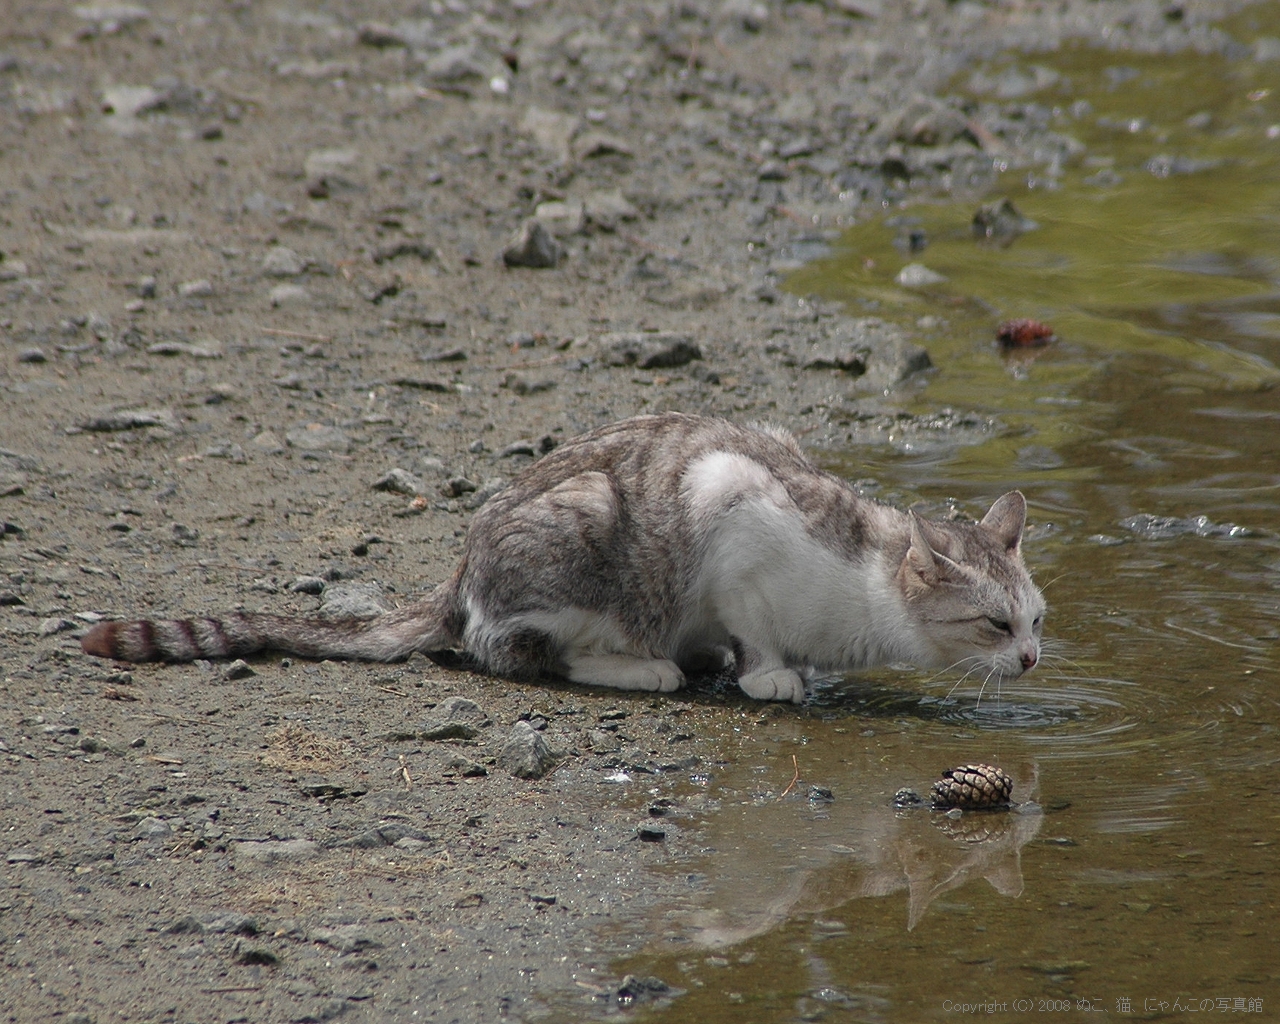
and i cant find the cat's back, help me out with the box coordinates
[482,413,818,511]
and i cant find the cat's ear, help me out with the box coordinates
[980,491,1027,555]
[902,513,955,598]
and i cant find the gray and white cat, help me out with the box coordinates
[82,413,1045,703]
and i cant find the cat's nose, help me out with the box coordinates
[1021,650,1038,671]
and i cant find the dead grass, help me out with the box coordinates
[261,722,351,773]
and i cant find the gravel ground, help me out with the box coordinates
[0,1,1256,1021]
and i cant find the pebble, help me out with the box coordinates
[131,816,172,840]
[249,430,285,454]
[803,348,869,375]
[232,838,320,865]
[572,131,633,161]
[18,348,48,363]
[371,240,434,264]
[77,408,179,432]
[895,263,948,287]
[261,246,306,277]
[503,219,563,269]
[498,721,558,780]
[420,696,490,741]
[602,332,702,369]
[319,582,392,619]
[371,468,425,496]
[224,659,255,680]
[167,911,259,935]
[583,189,638,231]
[289,575,326,595]
[269,283,311,307]
[534,199,585,237]
[343,822,432,848]
[176,278,213,298]
[285,423,350,453]
[442,476,477,498]
[310,924,380,953]
[972,197,1036,244]
[38,617,77,637]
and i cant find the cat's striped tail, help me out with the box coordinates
[80,586,462,664]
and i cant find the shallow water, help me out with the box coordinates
[570,17,1280,1024]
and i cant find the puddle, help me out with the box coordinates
[549,13,1280,1023]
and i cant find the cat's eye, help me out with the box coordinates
[986,617,1012,634]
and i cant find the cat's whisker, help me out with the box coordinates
[1036,570,1075,593]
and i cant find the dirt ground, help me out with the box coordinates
[0,1,1256,1021]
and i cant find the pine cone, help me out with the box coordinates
[929,764,1013,810]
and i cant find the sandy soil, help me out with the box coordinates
[0,1,1253,1021]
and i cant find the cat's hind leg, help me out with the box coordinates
[566,655,686,693]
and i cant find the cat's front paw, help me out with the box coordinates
[738,668,805,703]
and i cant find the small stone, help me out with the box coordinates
[310,924,380,953]
[534,199,585,237]
[100,84,161,118]
[176,278,213,298]
[171,523,199,547]
[77,408,179,432]
[498,721,557,780]
[582,189,638,231]
[168,911,259,935]
[132,816,172,840]
[319,582,391,619]
[420,696,490,741]
[392,376,454,392]
[602,332,702,369]
[503,219,562,269]
[371,468,425,496]
[269,283,311,307]
[17,348,47,364]
[371,240,434,264]
[757,159,789,181]
[895,263,947,288]
[289,575,326,595]
[234,941,280,966]
[588,729,621,752]
[572,131,632,161]
[249,430,285,454]
[39,617,76,637]
[442,476,477,498]
[224,659,255,681]
[232,838,320,865]
[285,423,349,453]
[803,348,869,375]
[357,21,407,47]
[637,825,666,842]
[0,591,24,606]
[261,246,305,277]
[78,736,108,753]
[137,275,157,298]
[973,197,1036,244]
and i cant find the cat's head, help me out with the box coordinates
[896,491,1045,682]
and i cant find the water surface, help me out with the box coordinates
[573,18,1279,1023]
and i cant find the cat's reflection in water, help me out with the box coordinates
[677,762,1043,946]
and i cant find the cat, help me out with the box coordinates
[81,412,1045,703]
